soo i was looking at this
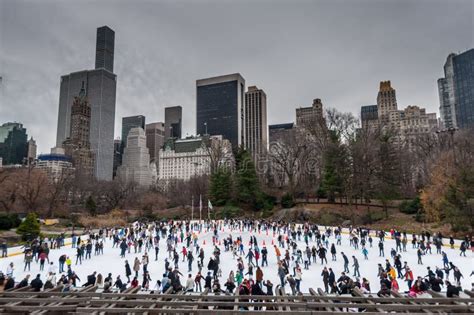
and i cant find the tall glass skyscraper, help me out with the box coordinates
[95,26,115,73]
[56,26,117,180]
[196,73,245,149]
[164,106,182,140]
[438,49,474,129]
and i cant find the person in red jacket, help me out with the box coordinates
[404,267,414,291]
[390,275,399,292]
[130,276,139,288]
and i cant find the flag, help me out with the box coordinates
[208,200,213,211]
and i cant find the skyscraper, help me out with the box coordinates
[55,26,117,180]
[296,98,325,127]
[145,122,165,163]
[196,73,245,149]
[0,122,28,165]
[377,81,398,126]
[27,137,37,164]
[95,26,115,73]
[117,127,156,187]
[113,139,121,178]
[62,85,95,178]
[121,115,146,149]
[295,98,327,140]
[438,49,474,129]
[164,106,182,140]
[244,86,268,157]
[360,105,379,130]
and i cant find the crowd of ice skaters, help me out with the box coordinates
[0,220,472,299]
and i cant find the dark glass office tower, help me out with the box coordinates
[452,49,474,129]
[95,26,115,73]
[122,115,146,149]
[0,122,28,165]
[56,26,117,180]
[438,49,474,129]
[164,106,182,140]
[196,73,245,149]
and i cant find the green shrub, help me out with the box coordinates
[399,197,422,214]
[316,187,327,199]
[0,214,21,230]
[281,193,295,208]
[85,196,97,216]
[16,213,41,241]
[318,212,341,226]
[361,211,385,224]
[221,205,240,219]
[415,211,425,223]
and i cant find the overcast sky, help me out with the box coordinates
[1,0,473,154]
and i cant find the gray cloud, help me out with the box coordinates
[1,0,473,154]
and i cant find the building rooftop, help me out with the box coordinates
[269,123,294,130]
[196,73,245,87]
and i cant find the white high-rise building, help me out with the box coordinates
[117,127,156,187]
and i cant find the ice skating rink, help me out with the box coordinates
[1,223,472,294]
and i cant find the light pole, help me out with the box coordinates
[204,122,208,135]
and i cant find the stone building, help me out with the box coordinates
[62,84,95,178]
[158,135,233,183]
[117,127,156,187]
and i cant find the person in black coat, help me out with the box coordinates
[30,274,43,292]
[114,276,123,290]
[125,260,132,282]
[446,280,460,297]
[84,272,96,287]
[321,267,330,293]
[204,272,212,290]
[251,283,266,310]
[328,268,337,293]
[17,275,30,288]
[263,280,273,295]
[4,277,15,291]
[224,279,236,293]
[429,276,443,292]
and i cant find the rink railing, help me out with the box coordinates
[0,284,473,314]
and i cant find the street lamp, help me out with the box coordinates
[204,122,208,136]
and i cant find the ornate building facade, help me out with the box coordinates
[62,84,95,178]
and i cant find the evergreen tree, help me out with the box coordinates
[321,131,345,203]
[85,195,97,216]
[16,212,41,241]
[234,148,261,209]
[209,166,233,206]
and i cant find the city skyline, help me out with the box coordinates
[1,0,473,154]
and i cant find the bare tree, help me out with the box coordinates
[204,136,234,174]
[16,168,50,213]
[0,168,18,213]
[45,169,75,218]
[98,179,137,211]
[268,128,311,194]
